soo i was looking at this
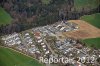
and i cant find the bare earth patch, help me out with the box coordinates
[62,20,100,39]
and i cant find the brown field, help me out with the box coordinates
[62,20,100,39]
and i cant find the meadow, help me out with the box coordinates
[0,47,44,66]
[74,0,100,10]
[0,7,12,26]
[81,38,100,49]
[80,13,100,28]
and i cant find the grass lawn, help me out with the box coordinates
[41,0,51,5]
[80,13,100,28]
[81,38,100,49]
[74,0,100,10]
[0,7,12,26]
[0,47,44,66]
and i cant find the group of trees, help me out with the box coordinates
[0,0,100,36]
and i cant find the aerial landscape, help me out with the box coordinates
[0,0,100,66]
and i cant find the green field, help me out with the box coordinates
[80,13,100,28]
[0,7,12,26]
[74,0,100,10]
[81,38,100,49]
[0,47,44,66]
[41,0,51,5]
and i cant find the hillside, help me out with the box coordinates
[0,0,100,35]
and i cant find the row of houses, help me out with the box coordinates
[32,29,52,58]
[2,33,21,46]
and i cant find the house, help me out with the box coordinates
[37,39,42,43]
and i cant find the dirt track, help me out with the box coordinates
[62,20,100,39]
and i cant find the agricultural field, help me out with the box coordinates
[0,47,44,66]
[80,13,100,28]
[74,0,100,10]
[63,20,100,39]
[0,7,12,26]
[81,38,100,49]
